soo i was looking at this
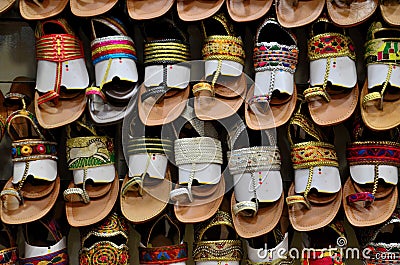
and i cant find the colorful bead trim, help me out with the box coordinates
[139,243,188,264]
[0,247,18,265]
[301,249,344,265]
[202,35,245,65]
[308,33,356,61]
[11,140,57,162]
[346,192,375,205]
[144,39,190,66]
[253,42,298,73]
[20,248,69,265]
[79,242,129,265]
[291,142,339,169]
[127,137,173,156]
[66,136,115,170]
[91,36,137,65]
[193,240,243,261]
[365,39,400,65]
[347,141,400,166]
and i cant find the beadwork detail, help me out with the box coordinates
[202,35,245,65]
[139,243,188,264]
[291,142,339,169]
[144,40,190,66]
[193,240,243,261]
[253,42,298,73]
[175,137,223,166]
[0,247,18,265]
[308,33,356,61]
[11,140,57,162]
[79,241,129,265]
[91,36,137,65]
[20,248,69,265]
[346,141,400,166]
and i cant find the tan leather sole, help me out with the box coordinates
[177,0,225,21]
[120,170,172,224]
[276,0,324,28]
[360,79,400,130]
[287,183,342,231]
[19,0,68,20]
[194,74,246,120]
[343,177,397,227]
[127,0,174,20]
[174,176,225,223]
[245,84,297,130]
[231,192,284,238]
[0,0,15,14]
[35,91,86,129]
[227,0,273,22]
[70,0,118,17]
[381,3,400,26]
[327,0,378,27]
[1,177,60,225]
[308,84,359,126]
[138,85,189,126]
[65,175,119,227]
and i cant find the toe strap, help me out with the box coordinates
[170,187,193,203]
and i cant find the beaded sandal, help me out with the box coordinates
[170,104,225,223]
[305,17,359,126]
[0,101,59,225]
[286,103,342,231]
[361,21,400,131]
[139,214,188,265]
[327,0,378,27]
[120,133,173,224]
[79,212,129,265]
[343,121,399,227]
[34,18,89,129]
[63,119,119,227]
[86,16,139,125]
[194,13,246,120]
[275,0,324,28]
[0,224,18,265]
[19,216,68,265]
[127,0,174,20]
[177,0,224,21]
[381,0,400,26]
[227,0,273,22]
[193,211,243,265]
[228,125,284,238]
[138,18,190,126]
[19,0,68,20]
[70,0,118,17]
[245,18,298,130]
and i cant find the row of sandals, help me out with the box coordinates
[1,0,400,27]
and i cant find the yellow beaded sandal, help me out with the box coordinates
[194,12,246,120]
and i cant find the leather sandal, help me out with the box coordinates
[127,0,174,20]
[34,18,89,129]
[227,0,273,22]
[343,122,399,227]
[381,0,400,26]
[19,0,68,20]
[286,103,342,231]
[138,18,190,126]
[177,0,224,21]
[245,18,298,130]
[139,214,189,265]
[79,212,129,265]
[87,16,139,125]
[193,211,243,265]
[70,0,118,17]
[1,101,59,225]
[0,224,18,265]
[228,125,284,238]
[170,104,225,223]
[0,0,15,15]
[305,17,359,126]
[301,221,347,264]
[19,216,69,265]
[0,92,6,142]
[120,135,173,224]
[195,13,246,120]
[64,119,119,227]
[361,21,400,131]
[275,0,324,28]
[327,0,378,27]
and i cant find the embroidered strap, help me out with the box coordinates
[11,140,57,162]
[91,36,136,65]
[308,33,356,61]
[144,39,190,66]
[19,248,69,265]
[202,36,245,66]
[0,247,18,265]
[253,43,298,74]
[347,141,400,166]
[139,244,188,264]
[79,242,129,265]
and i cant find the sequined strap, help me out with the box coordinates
[253,42,298,74]
[66,136,115,170]
[228,146,281,175]
[79,241,129,265]
[144,39,190,66]
[126,137,173,156]
[0,247,18,265]
[193,240,243,262]
[308,33,356,61]
[11,140,57,162]
[301,249,344,265]
[195,211,235,241]
[139,243,188,264]
[19,248,69,265]
[174,137,223,166]
[347,141,400,166]
[202,35,245,65]
[91,36,137,65]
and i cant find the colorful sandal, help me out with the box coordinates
[195,13,246,120]
[87,16,139,125]
[19,0,68,20]
[34,18,89,129]
[245,18,298,130]
[305,17,358,126]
